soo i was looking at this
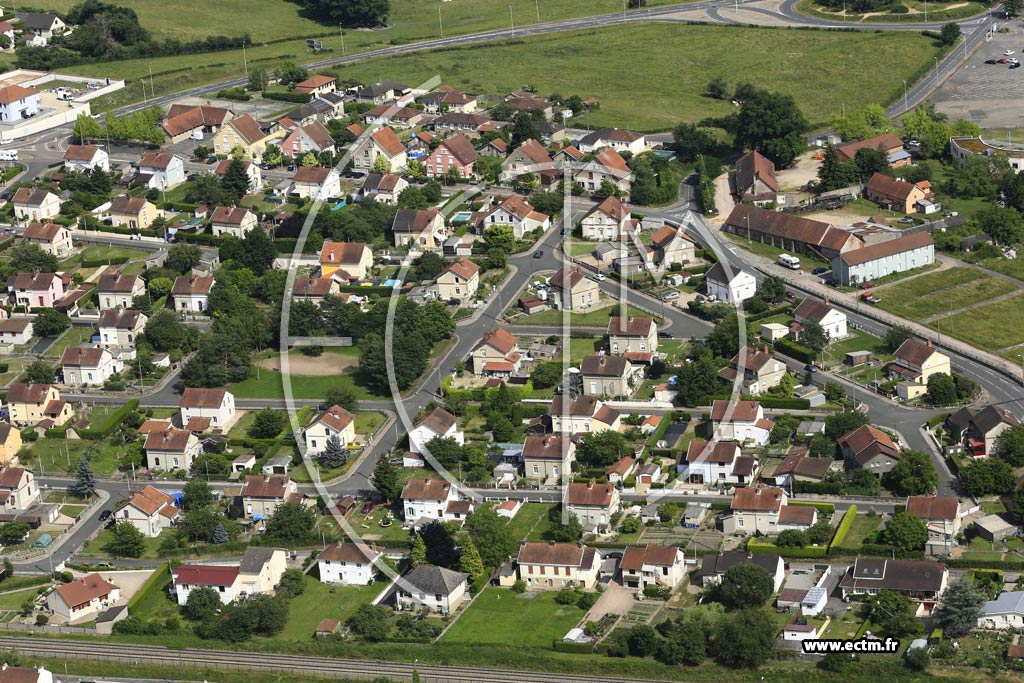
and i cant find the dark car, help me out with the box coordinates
[657,332,675,339]
[811,267,828,275]
[785,292,797,301]
[805,363,818,373]
[287,164,296,172]
[533,249,544,259]
[986,59,999,64]
[998,58,1009,64]
[98,509,112,522]
[1012,63,1022,69]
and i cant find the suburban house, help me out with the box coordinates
[431,112,489,136]
[515,541,599,590]
[16,12,67,42]
[906,495,960,555]
[97,272,145,310]
[831,232,935,286]
[0,319,32,346]
[581,354,635,398]
[9,271,64,308]
[574,148,632,195]
[694,551,785,591]
[718,346,787,396]
[355,81,412,105]
[721,486,788,535]
[171,275,215,313]
[865,173,930,213]
[395,565,468,615]
[577,128,647,155]
[352,127,408,171]
[46,574,120,622]
[548,266,600,311]
[281,121,336,157]
[401,476,471,524]
[63,144,110,172]
[409,407,463,454]
[212,114,279,160]
[0,466,38,509]
[213,158,262,193]
[0,84,40,123]
[475,195,550,241]
[172,548,286,605]
[240,475,301,519]
[318,241,373,280]
[771,449,835,488]
[963,405,1020,458]
[303,404,357,457]
[359,172,408,205]
[23,222,73,257]
[836,132,909,166]
[434,258,480,301]
[620,544,686,591]
[209,206,258,238]
[607,316,658,356]
[6,383,71,427]
[500,139,553,182]
[793,297,848,340]
[98,309,146,349]
[317,542,382,585]
[677,440,756,487]
[12,188,60,222]
[109,195,158,230]
[391,209,446,251]
[0,665,52,683]
[118,485,179,537]
[839,424,901,475]
[180,387,236,430]
[470,328,522,376]
[144,427,202,471]
[288,166,341,200]
[162,104,233,143]
[731,150,779,206]
[424,133,478,178]
[547,395,621,435]
[522,435,575,484]
[888,338,951,387]
[294,74,337,97]
[580,195,630,241]
[838,558,948,610]
[704,262,757,304]
[60,347,123,387]
[138,151,186,190]
[723,204,863,261]
[978,592,1024,630]
[647,224,695,270]
[565,480,619,532]
[709,399,774,445]
[0,422,23,465]
[420,87,477,114]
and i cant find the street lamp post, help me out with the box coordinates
[509,4,515,34]
[439,6,443,38]
[903,80,908,111]
[242,42,248,77]
[340,25,346,55]
[140,79,147,106]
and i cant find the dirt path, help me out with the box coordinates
[258,352,358,375]
[775,150,822,192]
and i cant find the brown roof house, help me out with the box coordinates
[839,558,948,608]
[97,272,145,310]
[723,204,863,261]
[241,475,300,520]
[163,104,233,143]
[209,206,258,239]
[836,132,908,166]
[144,426,201,471]
[109,195,158,231]
[547,395,621,435]
[522,435,575,485]
[46,573,120,623]
[718,345,787,397]
[0,466,38,509]
[709,399,774,446]
[906,495,960,555]
[620,543,686,590]
[6,383,71,427]
[964,404,1019,458]
[424,133,478,178]
[287,166,341,200]
[646,224,695,271]
[470,328,522,376]
[721,485,790,535]
[499,139,553,183]
[580,354,636,398]
[515,541,599,590]
[97,308,146,350]
[23,221,72,257]
[392,209,447,251]
[607,315,658,356]
[732,150,779,206]
[793,297,848,340]
[580,195,631,241]
[318,241,373,280]
[831,231,935,286]
[434,257,480,302]
[676,440,755,487]
[171,275,215,313]
[839,424,901,475]
[400,475,472,525]
[60,346,122,387]
[864,172,930,214]
[303,404,357,457]
[62,144,110,172]
[474,194,550,241]
[294,74,337,97]
[12,187,60,222]
[409,407,463,454]
[352,127,408,172]
[548,266,600,311]
[566,480,619,532]
[118,485,179,537]
[317,541,382,585]
[180,387,236,430]
[574,148,632,195]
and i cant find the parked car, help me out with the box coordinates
[658,331,675,339]
[811,267,828,275]
[533,250,544,259]
[98,509,112,522]
[785,292,797,301]
[662,291,680,301]
[998,58,1009,64]
[1006,49,1016,55]
[899,216,915,224]
[1012,63,1022,69]
[592,273,606,281]
[986,59,999,64]
[859,282,874,289]
[805,363,818,373]
[862,292,881,304]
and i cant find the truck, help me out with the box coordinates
[778,253,801,270]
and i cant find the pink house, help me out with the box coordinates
[281,121,336,158]
[9,272,65,309]
[424,133,478,178]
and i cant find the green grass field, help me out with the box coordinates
[42,326,96,358]
[277,574,385,641]
[22,438,123,475]
[507,503,559,543]
[875,267,1017,321]
[926,293,1024,353]
[834,514,880,551]
[974,256,1024,282]
[334,24,946,130]
[822,328,891,368]
[442,588,585,647]
[520,303,655,327]
[80,529,171,559]
[0,588,44,611]
[795,0,987,23]
[60,246,149,270]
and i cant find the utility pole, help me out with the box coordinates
[340,25,346,55]
[149,62,155,101]
[438,7,443,38]
[903,80,908,112]
[141,79,147,106]
[509,4,515,34]
[242,42,248,77]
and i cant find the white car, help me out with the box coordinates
[592,273,606,282]
[1006,50,1016,55]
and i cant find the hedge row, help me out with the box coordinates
[126,564,170,611]
[79,400,139,440]
[80,256,130,268]
[946,558,1024,570]
[337,285,394,296]
[747,305,793,323]
[747,537,827,558]
[828,505,858,554]
[44,427,68,439]
[788,501,835,515]
[552,641,597,654]
[859,543,925,560]
[705,394,811,410]
[774,338,817,364]
[261,90,311,103]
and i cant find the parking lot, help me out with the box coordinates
[932,20,1024,127]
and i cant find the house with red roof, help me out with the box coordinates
[6,383,70,427]
[574,148,632,195]
[566,480,619,532]
[722,485,788,534]
[474,194,549,241]
[409,407,463,454]
[46,573,120,622]
[864,172,930,214]
[709,399,774,446]
[318,542,381,585]
[580,195,630,241]
[180,387,235,430]
[209,205,257,239]
[676,440,754,487]
[0,466,38,509]
[839,424,901,475]
[400,475,472,524]
[212,113,280,161]
[293,74,337,98]
[138,151,186,190]
[836,132,908,166]
[241,475,301,519]
[731,150,779,206]
[0,85,40,123]
[23,221,72,257]
[607,315,658,356]
[424,133,478,178]
[162,104,233,143]
[12,187,59,222]
[515,541,599,589]
[352,127,408,172]
[499,139,552,182]
[8,271,64,309]
[303,404,356,456]
[522,435,575,484]
[144,426,201,471]
[62,144,109,173]
[620,543,686,590]
[433,257,480,301]
[281,121,336,158]
[470,328,521,376]
[718,345,787,397]
[119,485,179,537]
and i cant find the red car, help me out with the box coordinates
[998,58,1010,64]
[859,282,874,289]
[361,501,375,514]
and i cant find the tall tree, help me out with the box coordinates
[411,533,427,567]
[510,111,541,149]
[733,89,809,167]
[371,455,402,502]
[932,577,986,638]
[882,451,938,496]
[716,563,773,609]
[181,479,214,511]
[879,512,928,553]
[70,456,97,498]
[318,435,348,469]
[221,157,251,201]
[458,538,485,581]
[418,520,459,567]
[715,609,777,669]
[465,506,516,567]
[103,521,146,558]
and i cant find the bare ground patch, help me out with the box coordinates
[258,352,359,375]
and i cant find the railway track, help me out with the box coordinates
[0,636,676,683]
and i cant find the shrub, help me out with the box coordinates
[555,588,580,605]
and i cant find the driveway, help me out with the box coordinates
[585,581,635,622]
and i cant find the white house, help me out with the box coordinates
[0,665,53,683]
[180,387,236,430]
[60,347,123,387]
[0,85,40,123]
[303,404,356,457]
[46,573,120,622]
[171,275,215,313]
[0,318,32,346]
[288,166,342,199]
[118,485,179,538]
[580,195,630,241]
[409,407,463,454]
[63,144,110,173]
[793,297,848,340]
[577,128,647,155]
[97,272,146,310]
[144,426,202,471]
[476,195,550,241]
[709,399,773,446]
[209,206,258,238]
[396,565,468,615]
[704,262,757,304]
[240,475,300,520]
[317,542,381,585]
[401,476,471,524]
[12,188,60,222]
[172,564,243,605]
[619,544,686,590]
[515,541,600,590]
[138,151,186,190]
[978,592,1024,630]
[0,466,39,509]
[676,440,756,487]
[23,221,73,258]
[98,309,146,350]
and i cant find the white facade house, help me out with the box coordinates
[619,544,686,590]
[317,542,381,585]
[171,275,215,313]
[709,399,773,446]
[139,151,186,190]
[60,347,123,387]
[395,565,468,615]
[704,263,757,304]
[793,298,848,340]
[172,565,241,605]
[63,144,110,173]
[0,318,33,346]
[46,573,120,622]
[0,85,40,123]
[118,485,179,538]
[303,404,357,457]
[400,476,473,524]
[978,592,1024,630]
[676,440,757,487]
[180,388,236,430]
[409,407,463,454]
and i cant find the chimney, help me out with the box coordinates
[548,540,556,546]
[927,340,933,348]
[824,295,830,305]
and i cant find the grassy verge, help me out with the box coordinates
[875,267,1017,320]
[926,293,1024,353]
[79,529,172,559]
[519,303,655,326]
[442,588,586,646]
[794,0,988,23]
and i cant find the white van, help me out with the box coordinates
[778,253,801,270]
[0,150,19,161]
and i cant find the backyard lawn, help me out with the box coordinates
[834,514,880,551]
[80,529,172,559]
[276,573,386,641]
[442,588,585,646]
[507,503,559,543]
[60,246,150,269]
[42,326,96,358]
[875,268,1016,321]
[925,293,1024,353]
[22,438,123,475]
[823,328,891,368]
[976,256,1024,282]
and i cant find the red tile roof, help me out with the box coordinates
[523,435,571,460]
[415,407,457,435]
[241,474,292,499]
[209,205,252,226]
[309,404,354,432]
[441,257,480,281]
[319,241,368,266]
[607,315,654,337]
[0,85,38,104]
[836,132,903,163]
[173,564,239,587]
[731,486,784,512]
[370,127,406,157]
[53,573,117,607]
[906,495,958,520]
[226,114,265,145]
[566,480,613,507]
[620,543,679,570]
[710,399,761,422]
[63,144,101,162]
[517,541,589,566]
[180,387,227,409]
[778,505,816,526]
[401,476,452,501]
